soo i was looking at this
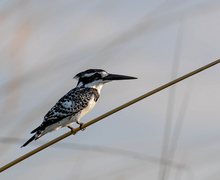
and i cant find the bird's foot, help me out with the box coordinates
[67,126,76,134]
[77,122,86,131]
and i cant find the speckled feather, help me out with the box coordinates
[31,87,99,133]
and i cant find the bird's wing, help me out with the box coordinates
[44,98,74,121]
[31,88,97,133]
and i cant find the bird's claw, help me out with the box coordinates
[78,122,86,131]
[67,126,76,134]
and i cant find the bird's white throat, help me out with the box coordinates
[91,83,103,94]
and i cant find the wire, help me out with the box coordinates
[0,58,219,173]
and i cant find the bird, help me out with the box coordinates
[21,69,137,147]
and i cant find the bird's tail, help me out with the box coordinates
[21,132,41,148]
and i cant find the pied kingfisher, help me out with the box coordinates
[21,69,137,147]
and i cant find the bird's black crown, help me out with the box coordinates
[74,69,107,79]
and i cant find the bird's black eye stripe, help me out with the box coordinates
[79,73,102,84]
[94,73,102,79]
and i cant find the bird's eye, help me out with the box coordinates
[94,73,101,79]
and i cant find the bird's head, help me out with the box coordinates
[74,69,137,92]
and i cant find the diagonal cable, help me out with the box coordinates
[0,58,219,173]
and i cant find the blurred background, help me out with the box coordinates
[0,0,220,179]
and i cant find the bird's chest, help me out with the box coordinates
[79,96,97,118]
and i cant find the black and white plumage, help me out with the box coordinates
[21,69,137,147]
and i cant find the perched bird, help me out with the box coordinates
[21,69,137,147]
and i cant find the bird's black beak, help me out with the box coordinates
[103,73,137,81]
